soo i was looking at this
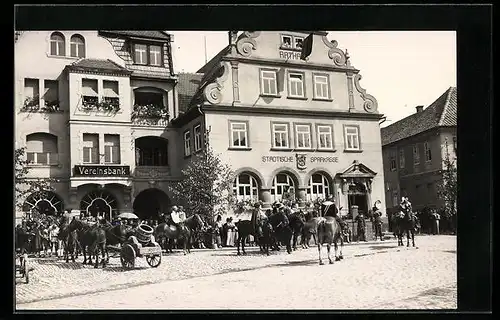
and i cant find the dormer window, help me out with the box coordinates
[281,34,304,50]
[133,43,163,66]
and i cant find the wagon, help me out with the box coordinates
[15,251,34,284]
[119,224,162,269]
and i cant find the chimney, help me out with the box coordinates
[416,105,424,113]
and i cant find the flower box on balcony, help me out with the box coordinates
[20,96,40,112]
[131,104,169,125]
[81,96,120,112]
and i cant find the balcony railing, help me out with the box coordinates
[131,104,169,126]
[81,96,120,112]
[134,166,170,179]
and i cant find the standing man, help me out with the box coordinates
[372,202,384,241]
[431,209,441,235]
[355,212,367,242]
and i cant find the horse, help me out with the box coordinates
[235,219,273,255]
[287,211,305,251]
[101,222,130,263]
[154,214,205,255]
[67,218,107,268]
[268,210,293,254]
[316,216,344,265]
[57,216,80,263]
[391,209,417,247]
[301,212,321,248]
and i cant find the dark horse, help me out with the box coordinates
[67,218,107,268]
[316,216,344,265]
[101,222,130,263]
[154,214,205,255]
[235,218,273,256]
[301,212,321,248]
[57,216,79,263]
[392,209,417,247]
[287,211,305,251]
[268,210,293,254]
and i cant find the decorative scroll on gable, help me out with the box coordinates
[354,74,378,113]
[321,37,350,67]
[235,31,261,58]
[203,61,231,104]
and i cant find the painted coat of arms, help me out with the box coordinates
[296,153,307,170]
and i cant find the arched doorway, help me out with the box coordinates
[80,189,118,221]
[347,182,368,217]
[306,173,332,201]
[133,188,171,220]
[22,191,64,219]
[233,172,260,202]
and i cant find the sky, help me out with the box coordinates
[168,31,456,127]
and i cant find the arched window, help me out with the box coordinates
[22,191,64,218]
[50,32,65,56]
[307,173,331,201]
[26,133,58,165]
[233,173,259,201]
[270,173,295,202]
[70,34,86,58]
[80,189,118,221]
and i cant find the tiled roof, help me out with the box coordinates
[177,73,204,113]
[67,59,131,75]
[381,87,457,146]
[99,30,170,40]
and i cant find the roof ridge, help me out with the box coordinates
[438,86,454,126]
[105,58,127,70]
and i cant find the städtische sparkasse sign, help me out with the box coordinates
[73,165,130,177]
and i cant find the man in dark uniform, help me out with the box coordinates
[372,205,384,241]
[355,212,367,242]
[321,195,347,230]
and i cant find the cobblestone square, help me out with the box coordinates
[16,235,457,310]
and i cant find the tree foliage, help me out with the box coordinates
[15,147,55,210]
[437,142,457,219]
[169,145,235,223]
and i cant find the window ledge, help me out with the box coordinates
[344,149,363,153]
[287,96,308,101]
[270,147,293,152]
[295,148,315,152]
[46,54,80,60]
[27,164,59,168]
[260,94,281,99]
[228,147,252,151]
[279,46,301,52]
[315,148,337,153]
[312,97,334,102]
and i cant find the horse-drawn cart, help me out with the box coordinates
[119,224,162,269]
[15,251,34,284]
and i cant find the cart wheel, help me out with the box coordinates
[120,244,136,269]
[146,254,161,268]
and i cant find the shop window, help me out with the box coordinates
[270,173,295,202]
[306,173,330,201]
[233,173,259,201]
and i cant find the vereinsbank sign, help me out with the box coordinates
[73,165,130,177]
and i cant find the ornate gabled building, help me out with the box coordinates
[172,31,386,218]
[381,87,457,213]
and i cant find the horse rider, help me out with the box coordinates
[171,206,187,231]
[321,195,347,230]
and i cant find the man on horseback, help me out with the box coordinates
[321,195,347,230]
[171,206,187,231]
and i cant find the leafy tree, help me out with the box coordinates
[437,139,457,231]
[169,143,235,224]
[15,147,55,211]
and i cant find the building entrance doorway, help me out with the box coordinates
[133,188,171,221]
[80,189,118,221]
[347,182,368,217]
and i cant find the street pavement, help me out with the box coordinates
[15,235,457,310]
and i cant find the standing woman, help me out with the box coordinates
[226,217,236,247]
[215,215,223,248]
